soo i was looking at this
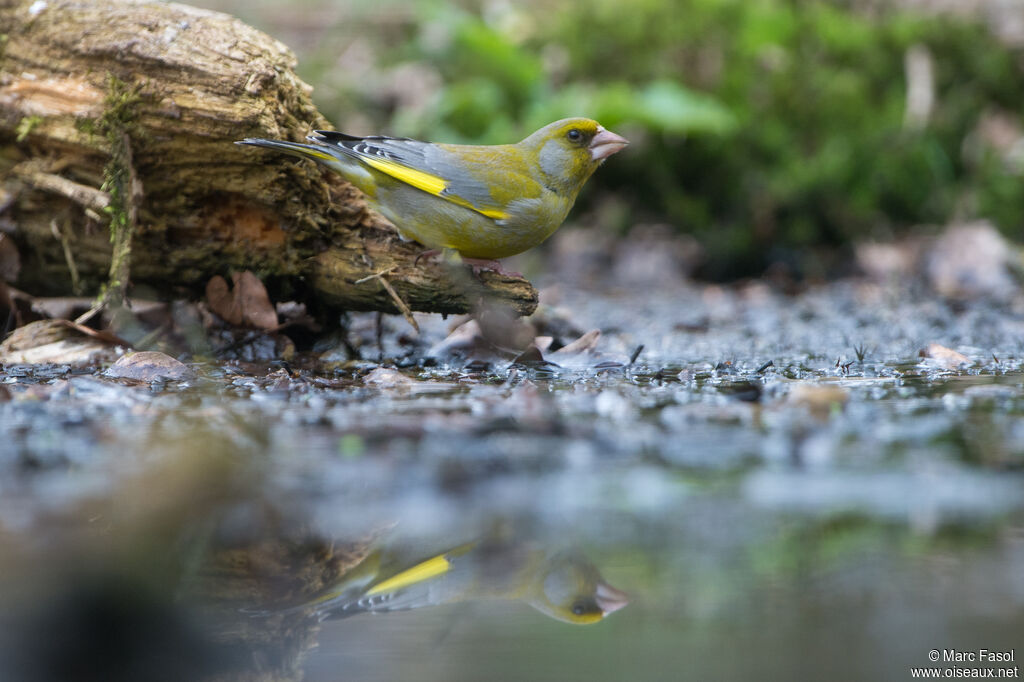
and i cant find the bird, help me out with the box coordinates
[237,118,628,271]
[269,537,629,625]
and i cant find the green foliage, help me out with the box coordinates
[15,115,42,142]
[303,0,1024,278]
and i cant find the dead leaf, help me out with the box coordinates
[205,271,278,330]
[427,320,488,359]
[206,276,238,325]
[0,319,123,366]
[551,329,601,357]
[919,343,971,370]
[534,336,553,352]
[30,296,95,320]
[2,319,76,351]
[511,345,556,368]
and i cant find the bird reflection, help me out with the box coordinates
[265,536,628,625]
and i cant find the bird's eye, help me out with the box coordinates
[572,602,586,616]
[567,129,583,142]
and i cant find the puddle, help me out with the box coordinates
[1,278,1023,681]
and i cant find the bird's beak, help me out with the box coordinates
[589,126,629,161]
[595,581,630,616]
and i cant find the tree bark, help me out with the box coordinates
[0,0,538,317]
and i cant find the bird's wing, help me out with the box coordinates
[309,131,533,222]
[317,541,479,619]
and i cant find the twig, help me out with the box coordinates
[355,266,419,332]
[353,266,396,285]
[134,322,170,351]
[16,165,111,213]
[50,218,82,294]
[375,311,384,361]
[74,303,103,326]
[105,130,141,308]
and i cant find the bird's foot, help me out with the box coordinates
[413,249,521,278]
[462,258,522,279]
[413,249,442,267]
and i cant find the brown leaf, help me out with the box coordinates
[234,271,278,330]
[0,319,123,366]
[427,319,485,359]
[205,275,238,325]
[30,297,95,321]
[2,319,81,351]
[551,329,601,357]
[919,343,971,370]
[511,345,550,367]
[205,271,278,330]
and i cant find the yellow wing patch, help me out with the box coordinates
[444,195,510,221]
[362,156,447,196]
[366,553,451,596]
[361,156,509,221]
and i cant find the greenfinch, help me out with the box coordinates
[280,538,628,625]
[237,118,628,263]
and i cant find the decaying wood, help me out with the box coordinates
[188,534,378,682]
[0,0,538,318]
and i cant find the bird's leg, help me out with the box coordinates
[413,249,442,267]
[461,257,522,279]
[415,248,522,279]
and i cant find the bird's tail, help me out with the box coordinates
[236,137,379,196]
[235,138,345,166]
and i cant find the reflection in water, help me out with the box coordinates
[4,336,1024,680]
[269,535,628,625]
[0,433,626,682]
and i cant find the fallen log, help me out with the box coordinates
[0,0,538,318]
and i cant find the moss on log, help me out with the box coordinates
[0,0,538,317]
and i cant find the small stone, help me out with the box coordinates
[363,367,413,387]
[105,351,195,381]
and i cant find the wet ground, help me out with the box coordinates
[1,263,1023,681]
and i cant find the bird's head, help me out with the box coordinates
[523,118,629,199]
[525,552,629,625]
